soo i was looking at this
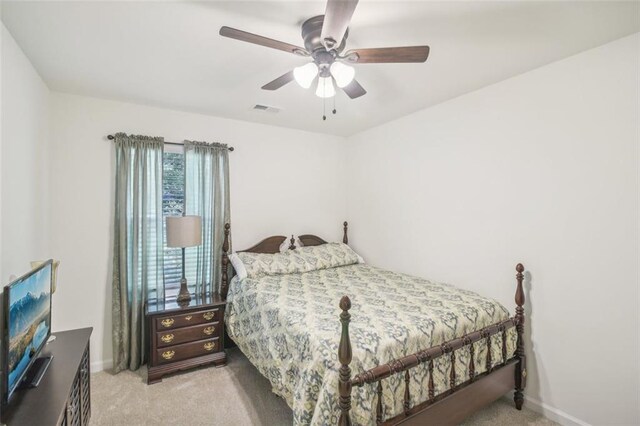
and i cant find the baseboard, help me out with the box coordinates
[504,393,591,426]
[90,358,113,372]
[524,395,590,426]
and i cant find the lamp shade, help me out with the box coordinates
[315,76,335,98]
[293,62,318,88]
[330,62,355,88]
[166,215,202,248]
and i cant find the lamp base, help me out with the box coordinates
[176,278,191,304]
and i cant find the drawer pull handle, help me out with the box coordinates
[203,311,215,321]
[203,326,216,335]
[161,350,175,360]
[185,315,193,321]
[160,334,175,343]
[161,318,175,328]
[203,342,215,351]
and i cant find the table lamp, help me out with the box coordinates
[166,215,202,304]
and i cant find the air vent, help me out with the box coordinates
[252,104,280,114]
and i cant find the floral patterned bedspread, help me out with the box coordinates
[225,264,516,425]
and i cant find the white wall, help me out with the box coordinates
[48,93,347,370]
[346,34,639,426]
[1,24,50,282]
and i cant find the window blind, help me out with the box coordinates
[154,152,201,299]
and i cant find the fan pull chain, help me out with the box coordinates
[322,95,327,121]
[333,96,337,115]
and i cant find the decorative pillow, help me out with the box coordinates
[229,252,248,281]
[290,242,362,272]
[237,251,301,279]
[234,243,364,279]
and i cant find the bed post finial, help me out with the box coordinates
[289,235,296,250]
[343,221,348,245]
[338,295,353,426]
[514,263,526,410]
[221,223,231,299]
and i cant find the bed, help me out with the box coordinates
[221,222,526,425]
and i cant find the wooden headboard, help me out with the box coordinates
[297,234,328,247]
[220,221,349,299]
[241,235,291,254]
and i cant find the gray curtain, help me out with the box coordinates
[112,133,164,373]
[184,140,230,295]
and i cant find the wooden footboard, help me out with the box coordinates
[338,264,527,425]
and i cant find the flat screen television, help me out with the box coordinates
[2,260,53,403]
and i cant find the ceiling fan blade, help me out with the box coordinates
[320,0,359,50]
[344,46,430,63]
[342,79,366,99]
[219,26,307,55]
[262,71,295,91]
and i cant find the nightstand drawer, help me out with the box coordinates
[146,295,227,384]
[155,308,220,330]
[156,321,221,347]
[156,337,220,364]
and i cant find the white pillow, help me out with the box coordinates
[228,252,247,281]
[278,238,291,253]
[278,236,304,253]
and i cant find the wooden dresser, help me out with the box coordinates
[146,293,227,384]
[2,328,92,426]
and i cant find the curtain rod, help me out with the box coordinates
[107,134,234,151]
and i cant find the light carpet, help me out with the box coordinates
[91,348,555,425]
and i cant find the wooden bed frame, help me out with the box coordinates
[220,221,526,425]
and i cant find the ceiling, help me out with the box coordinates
[2,1,639,136]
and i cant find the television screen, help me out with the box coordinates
[4,260,52,400]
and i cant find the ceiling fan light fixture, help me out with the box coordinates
[220,0,431,102]
[315,76,336,98]
[293,63,318,89]
[330,62,355,88]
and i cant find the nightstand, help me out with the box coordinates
[146,293,227,384]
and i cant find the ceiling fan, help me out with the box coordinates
[219,0,430,103]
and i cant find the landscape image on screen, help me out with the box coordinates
[7,265,51,395]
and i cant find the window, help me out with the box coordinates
[162,151,185,299]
